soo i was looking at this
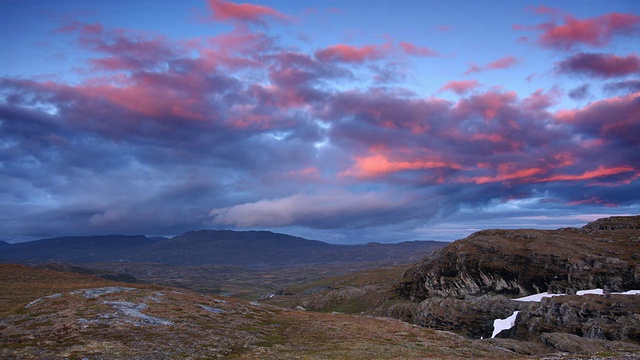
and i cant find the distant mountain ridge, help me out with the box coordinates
[0,230,446,269]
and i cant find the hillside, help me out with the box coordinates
[0,264,523,359]
[261,216,640,357]
[386,216,640,352]
[395,215,640,301]
[3,216,640,358]
[0,230,446,269]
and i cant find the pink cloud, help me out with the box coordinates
[314,41,436,64]
[537,166,635,183]
[207,0,290,24]
[196,27,275,70]
[528,5,564,16]
[467,166,546,185]
[439,80,481,95]
[567,197,617,207]
[517,12,640,50]
[399,42,438,57]
[315,43,388,63]
[340,149,463,178]
[464,56,518,74]
[60,21,182,72]
[77,83,206,121]
[557,53,640,78]
[453,91,518,121]
[467,133,505,143]
[523,88,559,112]
[555,90,640,150]
[56,21,104,35]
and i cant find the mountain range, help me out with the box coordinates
[0,230,446,268]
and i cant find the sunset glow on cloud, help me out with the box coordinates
[1,0,639,243]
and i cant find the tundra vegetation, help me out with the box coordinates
[2,216,640,359]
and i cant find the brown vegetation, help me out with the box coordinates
[1,264,520,359]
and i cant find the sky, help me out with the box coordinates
[1,0,639,244]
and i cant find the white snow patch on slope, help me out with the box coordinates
[491,311,519,338]
[513,292,565,302]
[614,290,640,295]
[576,289,604,295]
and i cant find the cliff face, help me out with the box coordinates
[514,294,640,343]
[395,216,640,301]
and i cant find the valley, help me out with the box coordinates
[2,216,640,359]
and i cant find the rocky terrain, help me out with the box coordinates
[1,264,530,359]
[396,216,640,300]
[384,216,640,343]
[3,216,640,358]
[513,293,640,343]
[263,216,640,358]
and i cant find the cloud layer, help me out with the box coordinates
[1,1,639,242]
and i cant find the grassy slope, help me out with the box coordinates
[0,264,130,315]
[0,264,521,359]
[262,264,406,313]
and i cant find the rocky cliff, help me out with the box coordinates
[514,293,640,343]
[395,216,640,301]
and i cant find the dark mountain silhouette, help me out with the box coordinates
[0,235,161,263]
[0,230,446,269]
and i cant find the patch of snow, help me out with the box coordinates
[491,311,519,338]
[576,289,604,295]
[514,288,640,302]
[513,292,565,302]
[613,290,640,295]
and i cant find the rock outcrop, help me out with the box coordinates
[386,215,640,356]
[395,216,640,301]
[387,295,529,338]
[514,294,640,342]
